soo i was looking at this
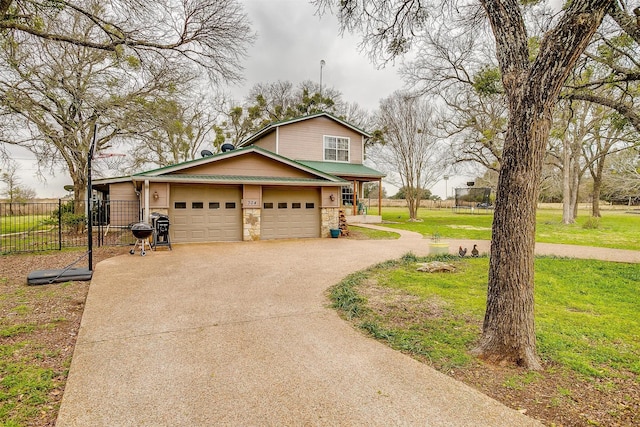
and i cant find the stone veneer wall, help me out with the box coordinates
[321,207,340,237]
[243,208,261,241]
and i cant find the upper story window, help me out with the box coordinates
[324,136,350,162]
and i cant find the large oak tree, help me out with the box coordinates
[316,0,620,368]
[0,0,254,82]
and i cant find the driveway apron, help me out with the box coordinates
[57,229,541,426]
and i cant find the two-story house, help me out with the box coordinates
[94,112,385,242]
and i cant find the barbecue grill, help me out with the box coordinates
[130,222,153,256]
[150,212,172,250]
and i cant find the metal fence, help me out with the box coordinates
[1,199,140,254]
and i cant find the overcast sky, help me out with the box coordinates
[10,0,467,198]
[228,0,404,111]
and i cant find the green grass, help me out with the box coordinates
[0,215,51,234]
[0,344,56,427]
[381,207,640,250]
[329,254,640,379]
[348,225,400,240]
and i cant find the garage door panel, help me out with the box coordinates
[170,185,242,242]
[262,188,320,239]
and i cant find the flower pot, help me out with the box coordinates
[330,228,340,238]
[429,242,449,255]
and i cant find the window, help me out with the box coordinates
[341,186,354,206]
[278,202,287,209]
[305,202,315,209]
[324,136,350,162]
[263,202,274,209]
[192,202,203,209]
[209,202,220,209]
[292,202,301,209]
[225,202,236,209]
[174,202,186,209]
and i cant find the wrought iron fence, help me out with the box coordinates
[1,199,140,254]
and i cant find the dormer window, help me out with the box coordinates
[324,136,350,162]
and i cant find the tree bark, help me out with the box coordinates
[562,139,574,224]
[474,0,610,369]
[473,95,548,370]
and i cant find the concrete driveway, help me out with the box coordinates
[57,229,541,426]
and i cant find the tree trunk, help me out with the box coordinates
[570,161,580,220]
[70,170,88,234]
[591,150,606,218]
[562,140,574,224]
[407,196,418,220]
[592,174,602,218]
[473,96,548,370]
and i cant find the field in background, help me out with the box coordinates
[377,207,640,250]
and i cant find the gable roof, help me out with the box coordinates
[93,145,349,187]
[238,112,372,148]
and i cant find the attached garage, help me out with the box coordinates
[261,187,320,239]
[170,184,242,242]
[95,146,348,242]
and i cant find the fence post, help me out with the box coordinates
[58,199,62,251]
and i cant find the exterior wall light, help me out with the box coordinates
[153,191,159,200]
[329,193,335,201]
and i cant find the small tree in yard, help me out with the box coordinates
[372,91,445,221]
[1,159,36,214]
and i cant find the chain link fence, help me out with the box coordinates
[1,199,140,254]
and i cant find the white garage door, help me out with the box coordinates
[262,187,320,239]
[170,185,242,242]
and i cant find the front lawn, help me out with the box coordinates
[329,254,640,426]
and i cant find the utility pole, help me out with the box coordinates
[320,59,325,97]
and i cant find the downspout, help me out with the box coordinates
[276,127,279,154]
[144,179,150,223]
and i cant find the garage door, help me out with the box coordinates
[170,185,242,242]
[262,187,320,239]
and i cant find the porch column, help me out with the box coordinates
[353,180,357,215]
[144,180,150,223]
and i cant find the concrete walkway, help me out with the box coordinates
[56,228,548,426]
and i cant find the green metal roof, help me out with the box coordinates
[133,174,346,185]
[296,161,385,178]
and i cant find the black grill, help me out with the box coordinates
[130,222,153,256]
[150,213,172,250]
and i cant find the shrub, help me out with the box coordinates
[582,216,600,229]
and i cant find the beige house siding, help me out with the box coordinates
[321,186,341,208]
[253,132,277,153]
[242,185,262,209]
[267,116,364,163]
[148,182,169,211]
[108,182,139,226]
[109,182,138,201]
[173,153,316,179]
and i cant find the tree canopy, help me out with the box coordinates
[0,0,255,82]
